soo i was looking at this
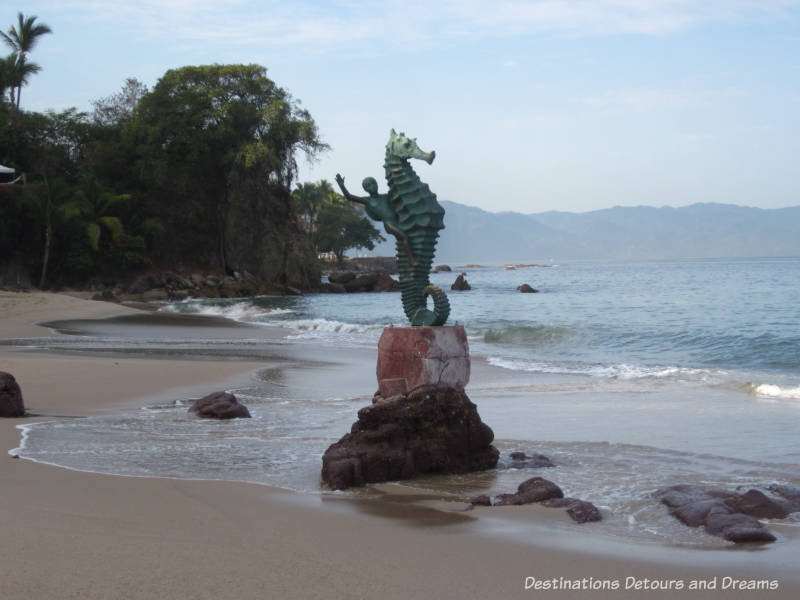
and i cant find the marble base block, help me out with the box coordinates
[376,325,470,397]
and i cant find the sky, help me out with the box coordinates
[5,1,800,214]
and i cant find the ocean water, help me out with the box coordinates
[9,257,800,547]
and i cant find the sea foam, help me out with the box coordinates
[161,300,293,323]
[752,383,800,400]
[486,356,712,381]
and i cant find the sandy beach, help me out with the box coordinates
[1,291,799,599]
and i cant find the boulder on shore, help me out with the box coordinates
[188,391,251,420]
[321,386,499,490]
[0,372,25,417]
[494,477,564,506]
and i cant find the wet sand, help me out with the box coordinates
[1,291,799,599]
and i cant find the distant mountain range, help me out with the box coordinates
[365,202,800,263]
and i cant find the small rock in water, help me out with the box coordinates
[451,273,471,291]
[469,494,492,507]
[188,391,251,419]
[653,484,780,543]
[509,451,555,468]
[493,477,564,505]
[516,284,538,293]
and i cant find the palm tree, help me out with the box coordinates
[23,176,73,289]
[0,54,15,104]
[1,12,52,109]
[67,173,128,252]
[292,179,335,240]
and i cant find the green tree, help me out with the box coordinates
[130,64,327,271]
[1,12,52,110]
[23,176,73,288]
[91,78,148,127]
[66,173,128,251]
[0,54,16,105]
[313,199,384,266]
[292,179,334,239]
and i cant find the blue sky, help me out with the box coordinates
[5,1,800,213]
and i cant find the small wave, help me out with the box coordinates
[487,357,712,380]
[480,324,572,346]
[283,318,383,343]
[161,300,293,323]
[749,383,800,400]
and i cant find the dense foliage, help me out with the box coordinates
[1,58,330,289]
[292,180,384,266]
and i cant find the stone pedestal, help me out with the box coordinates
[376,325,470,397]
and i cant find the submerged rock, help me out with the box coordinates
[321,386,499,490]
[542,497,602,523]
[653,484,780,543]
[188,391,251,420]
[509,451,555,468]
[516,284,538,293]
[0,372,25,417]
[489,478,601,522]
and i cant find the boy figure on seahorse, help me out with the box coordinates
[335,129,450,326]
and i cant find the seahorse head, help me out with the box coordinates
[387,128,436,165]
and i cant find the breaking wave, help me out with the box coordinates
[161,299,294,323]
[748,382,800,400]
[486,356,716,381]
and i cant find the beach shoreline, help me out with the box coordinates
[2,290,799,599]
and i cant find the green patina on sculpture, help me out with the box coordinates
[336,129,450,326]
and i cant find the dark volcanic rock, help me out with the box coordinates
[517,477,564,503]
[321,282,347,293]
[328,271,356,284]
[493,477,563,506]
[540,497,601,522]
[517,284,538,293]
[0,372,25,417]
[566,499,602,523]
[654,484,779,543]
[768,484,800,511]
[343,274,381,293]
[321,386,499,490]
[188,391,251,420]
[469,494,492,506]
[709,488,790,519]
[451,273,471,291]
[372,273,400,292]
[435,264,452,272]
[704,510,776,543]
[509,451,555,468]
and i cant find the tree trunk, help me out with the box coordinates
[217,188,230,274]
[39,224,51,289]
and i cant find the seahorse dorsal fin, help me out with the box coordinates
[390,128,396,136]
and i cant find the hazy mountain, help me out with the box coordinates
[366,202,800,263]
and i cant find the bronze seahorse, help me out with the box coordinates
[335,129,450,326]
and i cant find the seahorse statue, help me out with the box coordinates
[335,129,450,326]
